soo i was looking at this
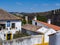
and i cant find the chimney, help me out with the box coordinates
[47,19,51,24]
[34,16,37,20]
[25,16,28,24]
[54,10,55,14]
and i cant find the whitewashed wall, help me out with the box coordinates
[0,20,21,31]
[2,35,43,45]
[11,20,21,31]
[32,20,47,27]
[0,20,21,40]
[0,31,5,40]
[49,31,60,45]
[32,20,56,43]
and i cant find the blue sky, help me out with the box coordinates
[0,0,60,12]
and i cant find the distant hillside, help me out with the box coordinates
[9,9,60,26]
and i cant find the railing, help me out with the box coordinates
[2,35,44,45]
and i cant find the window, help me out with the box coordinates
[7,21,10,27]
[0,24,5,30]
[4,34,6,36]
[35,22,37,25]
[11,23,15,28]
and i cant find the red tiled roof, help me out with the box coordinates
[22,24,43,34]
[34,20,60,31]
[22,24,42,31]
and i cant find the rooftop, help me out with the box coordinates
[34,20,60,31]
[22,24,42,32]
[0,9,21,20]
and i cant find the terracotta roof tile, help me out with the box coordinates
[22,24,42,32]
[34,20,60,31]
[0,9,21,20]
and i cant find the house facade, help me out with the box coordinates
[22,23,56,45]
[0,9,21,40]
[21,16,60,45]
[49,31,60,45]
[33,16,60,44]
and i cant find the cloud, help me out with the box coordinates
[16,2,22,5]
[33,3,49,7]
[55,3,60,6]
[30,8,34,10]
[30,7,37,10]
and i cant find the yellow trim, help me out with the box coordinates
[34,43,48,45]
[10,33,12,40]
[6,33,7,40]
[6,33,12,40]
[34,35,49,45]
[41,35,44,45]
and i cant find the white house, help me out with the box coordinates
[22,16,60,45]
[0,9,22,40]
[22,24,57,45]
[49,31,60,45]
[32,16,60,44]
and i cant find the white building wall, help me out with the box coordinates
[2,35,43,45]
[32,20,35,25]
[49,32,60,45]
[44,29,56,43]
[45,29,56,35]
[0,20,21,40]
[32,20,48,27]
[0,20,21,31]
[0,31,5,40]
[37,27,48,33]
[37,27,56,43]
[15,21,21,31]
[37,27,49,43]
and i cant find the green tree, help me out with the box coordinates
[37,15,47,22]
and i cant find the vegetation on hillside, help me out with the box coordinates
[37,15,48,22]
[10,9,60,26]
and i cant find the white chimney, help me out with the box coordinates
[34,16,37,20]
[25,16,28,24]
[54,10,55,14]
[47,19,51,24]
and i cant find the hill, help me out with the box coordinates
[9,9,60,26]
